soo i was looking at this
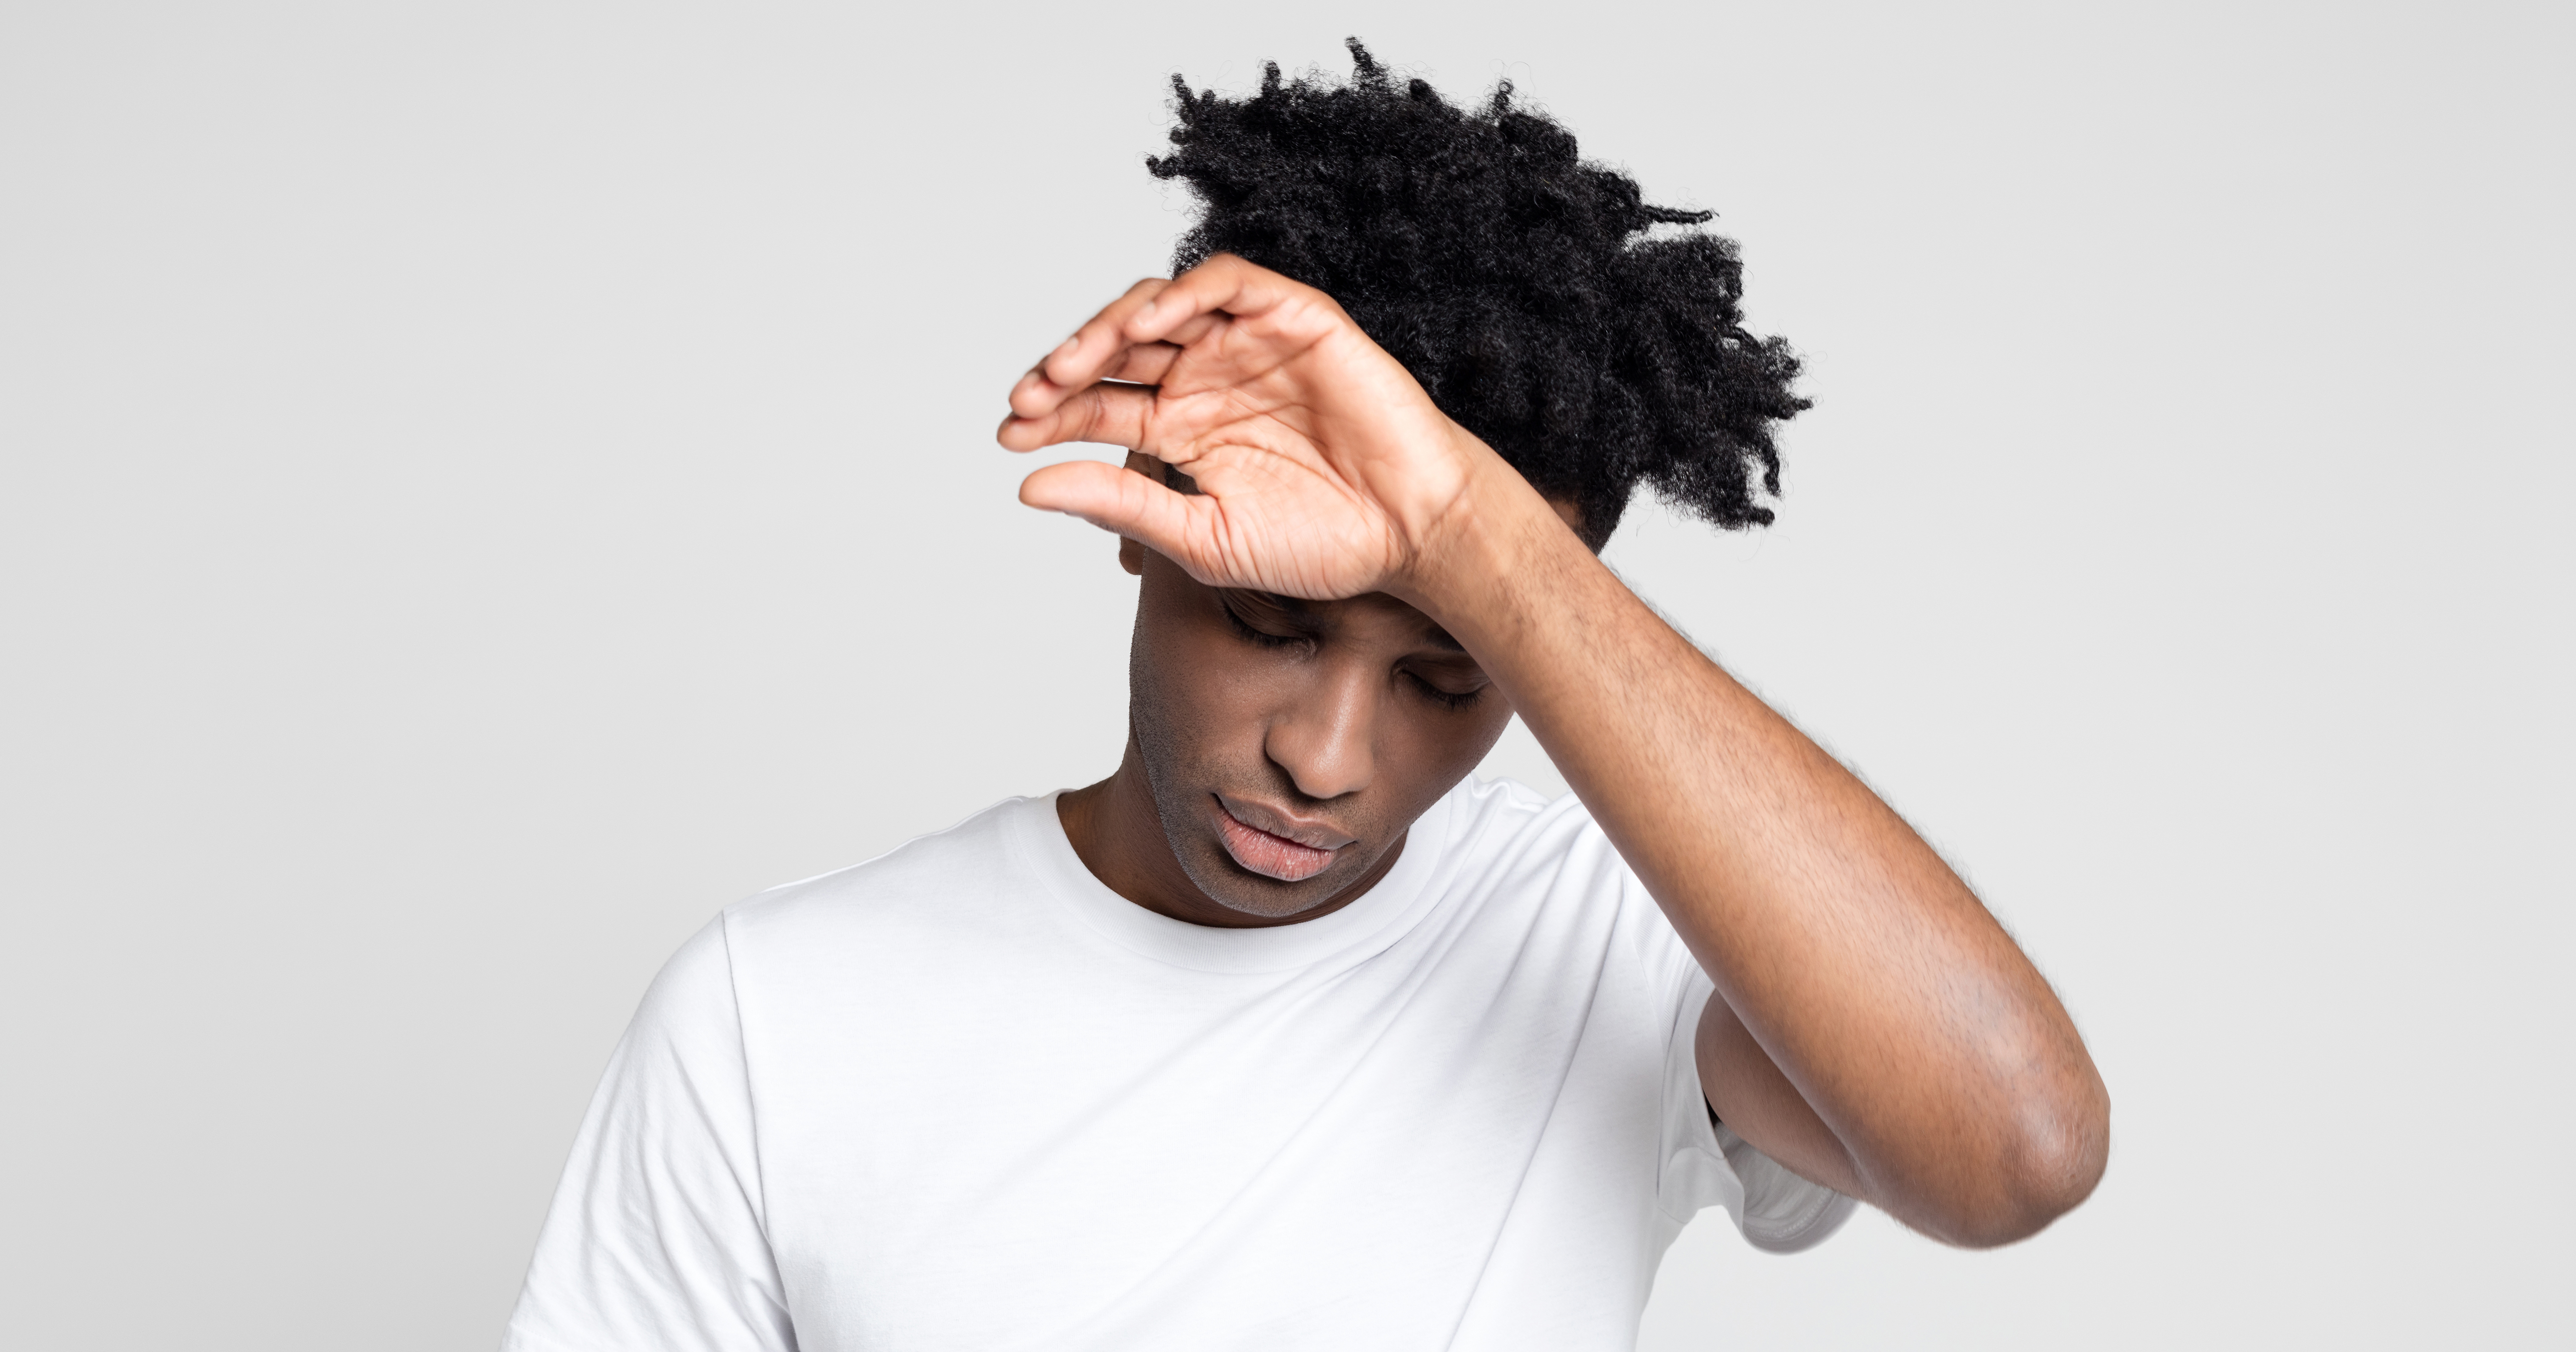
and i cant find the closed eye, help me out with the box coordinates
[1403,669,1485,711]
[1219,592,1483,709]
[1221,597,1313,651]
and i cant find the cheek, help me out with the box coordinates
[1379,697,1515,789]
[1128,595,1284,770]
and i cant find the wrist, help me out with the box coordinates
[1393,435,1592,634]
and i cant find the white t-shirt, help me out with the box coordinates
[504,777,1852,1352]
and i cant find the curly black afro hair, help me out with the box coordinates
[1148,39,1807,547]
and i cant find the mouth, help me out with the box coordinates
[1212,795,1349,883]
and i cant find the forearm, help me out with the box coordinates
[1403,464,2108,1244]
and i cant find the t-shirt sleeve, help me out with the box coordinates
[502,916,796,1352]
[1629,870,1859,1254]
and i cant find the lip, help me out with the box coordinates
[1215,795,1356,850]
[1213,794,1353,883]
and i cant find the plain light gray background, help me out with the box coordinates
[3,2,2568,1348]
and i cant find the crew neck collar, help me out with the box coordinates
[1013,787,1457,974]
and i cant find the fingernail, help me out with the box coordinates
[1137,300,1159,320]
[1055,335,1080,355]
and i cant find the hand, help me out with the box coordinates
[997,254,1505,601]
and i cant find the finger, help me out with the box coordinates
[995,381,1156,454]
[1124,253,1324,345]
[1101,340,1183,388]
[1007,278,1168,420]
[1018,458,1208,559]
[1152,311,1226,348]
[1008,313,1224,422]
[1066,322,1219,397]
[1009,361,1084,420]
[1018,277,1172,409]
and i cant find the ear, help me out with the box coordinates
[1544,496,1590,544]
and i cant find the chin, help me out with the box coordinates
[1176,841,1343,920]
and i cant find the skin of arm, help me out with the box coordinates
[1001,256,2110,1248]
[1407,468,2108,1245]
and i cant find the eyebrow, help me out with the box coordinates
[1240,591,1325,635]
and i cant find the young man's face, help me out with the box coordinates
[1119,537,1517,922]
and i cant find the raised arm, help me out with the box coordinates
[1403,463,2108,1246]
[1000,255,2109,1247]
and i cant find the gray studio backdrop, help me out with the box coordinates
[3,3,2568,1349]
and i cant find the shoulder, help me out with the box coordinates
[1439,775,1694,982]
[709,794,1075,1007]
[725,794,1047,938]
[1439,775,1628,891]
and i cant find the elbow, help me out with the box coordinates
[1916,1083,2112,1250]
[1952,1127,2109,1249]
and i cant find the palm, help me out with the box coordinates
[999,257,1481,600]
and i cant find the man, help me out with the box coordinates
[504,42,2107,1351]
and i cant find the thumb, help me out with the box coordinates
[1019,459,1204,560]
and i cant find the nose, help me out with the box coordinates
[1263,654,1377,801]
